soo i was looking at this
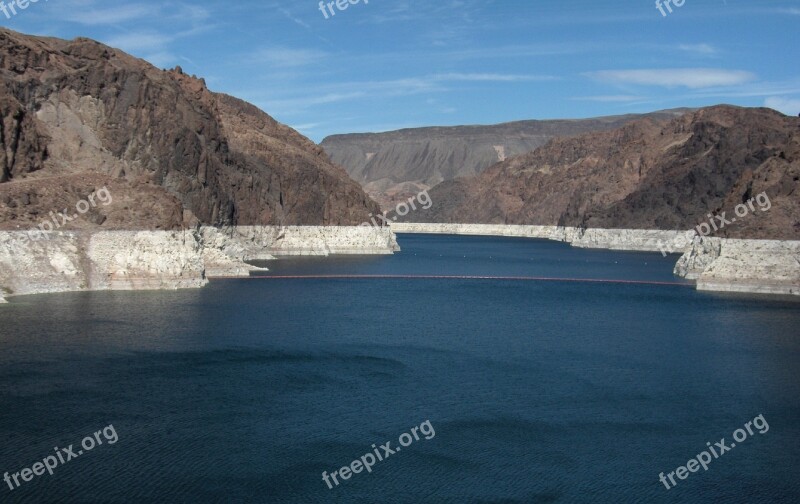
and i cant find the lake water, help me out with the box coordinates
[0,234,798,503]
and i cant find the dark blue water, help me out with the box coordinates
[0,234,798,503]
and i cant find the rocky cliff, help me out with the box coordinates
[674,237,800,296]
[321,109,689,209]
[0,28,381,231]
[410,106,800,241]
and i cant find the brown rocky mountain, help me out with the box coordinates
[408,106,800,240]
[0,28,380,231]
[321,109,690,209]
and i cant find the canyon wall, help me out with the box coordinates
[0,28,382,231]
[408,106,800,243]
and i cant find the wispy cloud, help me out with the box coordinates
[586,69,756,88]
[142,52,178,69]
[764,96,800,115]
[169,4,211,23]
[571,95,646,102]
[260,92,367,112]
[433,73,557,82]
[254,72,553,114]
[687,78,800,99]
[251,48,328,68]
[101,24,212,69]
[104,32,173,53]
[290,122,323,132]
[677,44,717,56]
[442,42,594,61]
[278,7,311,29]
[62,4,152,25]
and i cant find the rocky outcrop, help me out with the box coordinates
[0,226,400,300]
[321,110,690,210]
[0,28,381,230]
[675,237,800,295]
[0,230,209,297]
[0,226,400,297]
[673,238,722,280]
[197,225,399,275]
[566,228,696,252]
[411,106,800,242]
[263,226,399,256]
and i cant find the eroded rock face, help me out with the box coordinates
[0,226,400,299]
[412,106,800,241]
[0,28,381,230]
[674,237,722,280]
[0,230,208,296]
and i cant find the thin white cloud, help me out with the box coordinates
[587,68,756,88]
[678,44,717,55]
[688,78,800,99]
[143,52,178,69]
[444,43,593,61]
[261,92,367,111]
[171,4,211,23]
[252,48,328,68]
[278,7,311,29]
[248,71,555,114]
[63,5,153,25]
[776,8,800,15]
[571,95,646,102]
[104,32,173,53]
[290,122,323,132]
[764,97,800,116]
[433,73,557,82]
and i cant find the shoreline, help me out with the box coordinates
[391,223,800,297]
[2,223,797,300]
[0,226,399,302]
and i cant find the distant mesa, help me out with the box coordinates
[321,108,691,210]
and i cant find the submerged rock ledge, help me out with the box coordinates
[0,226,399,301]
[391,223,800,297]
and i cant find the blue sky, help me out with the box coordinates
[3,0,800,142]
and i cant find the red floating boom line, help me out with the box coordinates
[208,274,692,287]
